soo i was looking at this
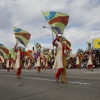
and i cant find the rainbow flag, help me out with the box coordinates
[14,27,31,47]
[42,48,49,53]
[34,43,41,49]
[87,42,91,51]
[63,37,71,49]
[0,43,9,58]
[10,48,16,60]
[42,48,49,55]
[42,11,69,35]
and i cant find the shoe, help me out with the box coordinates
[91,69,93,71]
[56,78,59,83]
[61,81,67,83]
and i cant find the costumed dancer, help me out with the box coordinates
[23,56,28,69]
[36,53,41,73]
[27,55,33,70]
[6,54,12,71]
[52,35,70,83]
[87,51,93,71]
[14,43,24,79]
[44,58,48,69]
[0,54,4,69]
[43,56,46,70]
[10,58,15,70]
[76,53,81,69]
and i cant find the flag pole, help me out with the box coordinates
[92,39,94,50]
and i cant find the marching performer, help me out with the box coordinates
[42,56,46,70]
[14,43,24,79]
[27,55,33,70]
[0,54,4,69]
[44,58,48,69]
[6,54,12,71]
[76,53,81,69]
[52,34,70,83]
[23,56,28,69]
[10,58,16,70]
[87,51,93,71]
[36,53,42,73]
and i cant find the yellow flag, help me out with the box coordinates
[93,38,100,49]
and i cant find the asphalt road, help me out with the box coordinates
[0,68,100,100]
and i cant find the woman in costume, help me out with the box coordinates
[0,54,4,69]
[44,58,48,69]
[6,54,12,72]
[36,53,41,73]
[87,51,93,71]
[52,35,70,83]
[10,58,15,71]
[27,55,33,70]
[14,43,24,79]
[76,53,80,69]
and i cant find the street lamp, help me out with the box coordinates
[43,26,54,56]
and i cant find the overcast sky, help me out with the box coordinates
[0,0,100,53]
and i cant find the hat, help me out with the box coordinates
[57,34,63,41]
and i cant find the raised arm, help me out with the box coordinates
[14,42,18,52]
[52,34,58,47]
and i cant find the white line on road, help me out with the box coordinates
[84,72,99,74]
[0,74,89,85]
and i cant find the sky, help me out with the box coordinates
[0,0,100,53]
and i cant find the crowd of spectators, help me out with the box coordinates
[67,49,100,69]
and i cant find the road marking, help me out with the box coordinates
[0,74,89,85]
[84,72,99,74]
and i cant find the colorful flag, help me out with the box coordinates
[42,11,69,35]
[34,43,41,49]
[87,42,91,51]
[63,37,71,49]
[87,42,91,47]
[42,48,49,55]
[42,48,49,53]
[14,27,31,47]
[93,38,100,49]
[79,52,84,58]
[10,48,16,60]
[0,43,9,58]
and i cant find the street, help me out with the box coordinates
[0,68,100,100]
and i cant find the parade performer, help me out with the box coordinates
[14,43,24,79]
[0,54,4,69]
[87,51,93,71]
[6,54,12,72]
[27,56,33,70]
[76,53,81,69]
[44,58,48,69]
[23,56,28,69]
[10,58,15,70]
[52,35,70,83]
[36,53,42,73]
[42,56,46,70]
